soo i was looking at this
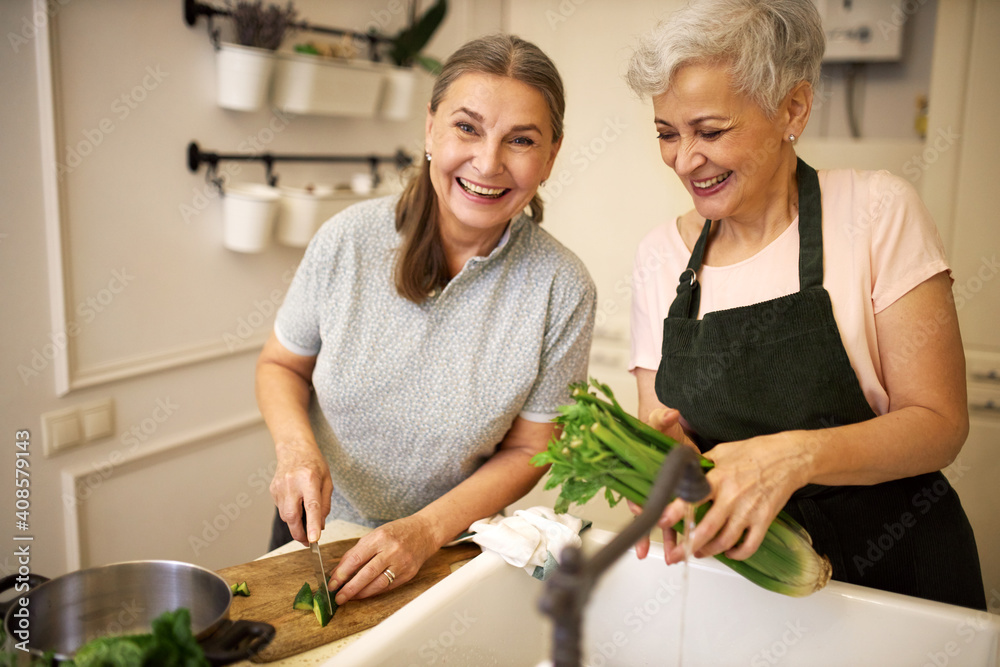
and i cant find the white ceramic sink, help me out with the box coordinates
[331,528,1000,666]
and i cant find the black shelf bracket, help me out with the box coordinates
[187,141,414,191]
[183,0,392,60]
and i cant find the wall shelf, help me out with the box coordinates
[183,0,393,61]
[186,141,414,189]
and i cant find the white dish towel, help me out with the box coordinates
[469,506,591,580]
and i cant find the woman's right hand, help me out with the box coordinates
[270,440,334,545]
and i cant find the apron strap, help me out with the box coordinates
[667,219,712,319]
[796,158,824,290]
[667,158,823,318]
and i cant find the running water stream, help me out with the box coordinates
[676,504,697,667]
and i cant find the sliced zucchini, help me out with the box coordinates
[293,582,314,611]
[312,590,333,627]
[230,581,250,597]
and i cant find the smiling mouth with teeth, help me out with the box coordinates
[458,177,510,199]
[692,171,733,189]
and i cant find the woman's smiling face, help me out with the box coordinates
[425,72,561,236]
[652,63,789,224]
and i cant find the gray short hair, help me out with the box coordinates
[625,0,825,117]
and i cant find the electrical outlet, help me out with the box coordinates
[41,398,116,456]
[80,398,115,442]
[42,407,82,456]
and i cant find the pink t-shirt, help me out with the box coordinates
[629,168,950,416]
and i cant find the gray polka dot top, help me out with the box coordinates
[274,195,596,527]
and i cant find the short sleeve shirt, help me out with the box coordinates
[275,195,596,526]
[629,169,950,417]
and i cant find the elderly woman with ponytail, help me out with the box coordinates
[256,34,595,604]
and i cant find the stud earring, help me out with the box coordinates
[425,152,432,162]
[789,134,796,143]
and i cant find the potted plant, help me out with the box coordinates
[378,0,447,120]
[216,0,297,111]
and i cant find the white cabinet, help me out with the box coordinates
[943,0,1000,353]
[952,352,1000,608]
[926,0,1000,608]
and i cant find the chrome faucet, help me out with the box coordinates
[539,445,711,667]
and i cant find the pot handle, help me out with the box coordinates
[200,619,276,666]
[0,573,49,617]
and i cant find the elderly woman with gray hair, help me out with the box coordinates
[625,0,985,608]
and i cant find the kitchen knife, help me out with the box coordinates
[300,500,334,616]
[309,540,334,616]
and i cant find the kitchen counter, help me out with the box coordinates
[229,520,374,666]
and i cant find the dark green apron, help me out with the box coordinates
[655,158,985,609]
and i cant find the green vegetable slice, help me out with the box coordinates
[293,582,314,611]
[230,581,250,597]
[312,591,334,627]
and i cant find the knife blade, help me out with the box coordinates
[310,540,334,616]
[299,501,334,616]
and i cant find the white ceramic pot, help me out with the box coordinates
[222,183,280,253]
[272,53,385,117]
[379,67,417,121]
[216,43,276,111]
[275,185,339,247]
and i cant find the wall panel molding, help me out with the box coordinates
[60,411,264,570]
[35,0,71,395]
[35,4,271,396]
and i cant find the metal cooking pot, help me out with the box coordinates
[0,560,273,665]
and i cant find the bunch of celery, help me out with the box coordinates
[532,379,831,597]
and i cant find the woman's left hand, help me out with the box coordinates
[659,431,814,564]
[327,514,441,605]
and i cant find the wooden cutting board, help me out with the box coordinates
[216,538,480,663]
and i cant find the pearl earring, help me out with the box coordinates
[425,152,432,162]
[789,134,796,142]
